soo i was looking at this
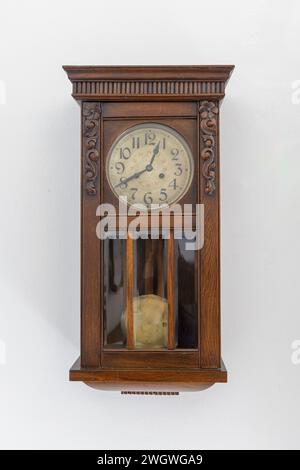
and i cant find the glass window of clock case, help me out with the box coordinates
[103,234,198,350]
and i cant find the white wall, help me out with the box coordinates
[0,0,299,450]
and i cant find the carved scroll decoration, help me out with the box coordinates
[199,101,218,195]
[83,102,101,195]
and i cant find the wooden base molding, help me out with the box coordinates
[70,357,227,392]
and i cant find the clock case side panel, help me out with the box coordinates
[199,100,221,369]
[80,101,102,368]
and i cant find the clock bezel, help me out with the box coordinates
[105,122,195,209]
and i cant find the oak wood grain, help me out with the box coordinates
[70,356,227,391]
[81,102,101,367]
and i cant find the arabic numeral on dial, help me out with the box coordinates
[168,178,177,190]
[120,147,131,159]
[115,161,125,174]
[159,188,168,201]
[130,188,138,200]
[132,136,140,149]
[171,148,179,160]
[144,192,153,205]
[174,162,182,176]
[119,177,128,189]
[145,131,156,145]
[162,137,166,149]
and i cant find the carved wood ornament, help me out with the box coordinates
[199,101,218,196]
[83,102,101,195]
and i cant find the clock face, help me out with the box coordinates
[106,123,194,208]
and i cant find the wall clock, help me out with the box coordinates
[64,65,234,393]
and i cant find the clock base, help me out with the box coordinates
[69,357,227,392]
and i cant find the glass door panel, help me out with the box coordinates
[103,237,126,348]
[175,236,198,348]
[103,233,198,350]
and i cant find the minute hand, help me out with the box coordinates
[114,167,148,188]
[148,142,160,166]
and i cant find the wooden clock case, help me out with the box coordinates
[64,65,234,392]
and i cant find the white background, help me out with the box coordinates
[0,0,300,450]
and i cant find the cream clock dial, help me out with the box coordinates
[106,123,194,207]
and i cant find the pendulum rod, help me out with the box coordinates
[126,234,134,349]
[167,232,175,349]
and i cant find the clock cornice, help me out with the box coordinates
[63,65,234,101]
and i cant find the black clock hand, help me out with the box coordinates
[114,167,148,188]
[148,142,160,166]
[114,142,160,189]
